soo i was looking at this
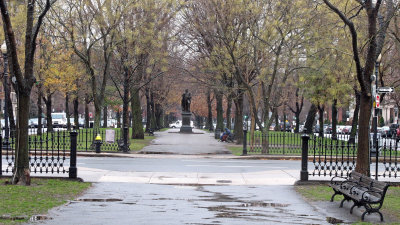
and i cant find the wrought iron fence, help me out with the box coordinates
[244,131,354,155]
[246,132,303,155]
[0,130,77,178]
[241,131,399,180]
[24,128,124,152]
[309,134,357,178]
[75,128,124,152]
[300,133,400,181]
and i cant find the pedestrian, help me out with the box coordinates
[220,128,231,142]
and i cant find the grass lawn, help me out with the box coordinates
[129,135,156,152]
[0,178,91,224]
[295,184,400,224]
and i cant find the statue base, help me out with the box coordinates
[180,112,192,133]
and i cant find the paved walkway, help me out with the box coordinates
[28,129,385,224]
[139,128,230,154]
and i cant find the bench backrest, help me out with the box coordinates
[349,171,363,183]
[350,171,389,200]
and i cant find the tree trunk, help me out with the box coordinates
[85,94,89,128]
[37,85,43,135]
[122,76,129,151]
[131,88,144,139]
[155,104,162,129]
[295,111,300,133]
[226,94,232,130]
[116,110,121,128]
[216,90,224,130]
[93,100,102,131]
[206,89,213,131]
[274,113,280,131]
[44,93,53,132]
[73,96,79,130]
[349,90,360,143]
[304,104,317,134]
[145,88,151,132]
[332,99,338,140]
[150,90,156,130]
[233,90,244,144]
[66,93,71,131]
[3,77,15,131]
[355,94,372,175]
[103,106,107,128]
[318,104,324,137]
[12,93,31,185]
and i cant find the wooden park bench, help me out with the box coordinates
[329,171,390,221]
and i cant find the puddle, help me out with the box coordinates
[0,215,29,221]
[121,202,136,205]
[241,202,289,208]
[326,217,344,224]
[216,180,232,184]
[77,198,123,202]
[30,215,51,221]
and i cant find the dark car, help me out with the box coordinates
[325,125,332,134]
[389,124,399,138]
[280,122,292,132]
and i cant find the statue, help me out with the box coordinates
[181,89,191,112]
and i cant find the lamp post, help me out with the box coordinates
[1,41,9,143]
[373,53,382,180]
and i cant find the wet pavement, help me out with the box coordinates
[32,183,331,225]
[23,129,388,224]
[139,129,230,154]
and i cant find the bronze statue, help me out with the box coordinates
[181,89,191,112]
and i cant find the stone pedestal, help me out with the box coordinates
[180,112,193,133]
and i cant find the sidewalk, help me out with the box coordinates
[29,128,386,224]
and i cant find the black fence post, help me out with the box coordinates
[300,131,310,181]
[69,131,78,179]
[242,130,248,155]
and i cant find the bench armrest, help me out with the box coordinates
[362,190,383,202]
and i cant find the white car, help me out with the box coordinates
[169,120,194,128]
[169,120,182,128]
[51,113,67,128]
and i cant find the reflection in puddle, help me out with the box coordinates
[241,202,289,208]
[216,180,232,184]
[30,215,51,221]
[77,198,123,202]
[326,217,344,224]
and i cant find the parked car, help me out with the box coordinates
[370,133,385,156]
[379,126,390,137]
[325,125,332,134]
[388,124,399,138]
[269,123,276,131]
[169,120,182,128]
[280,122,292,132]
[51,112,67,128]
[28,118,47,128]
[341,126,351,135]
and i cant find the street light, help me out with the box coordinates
[242,114,249,155]
[373,53,382,180]
[1,41,9,143]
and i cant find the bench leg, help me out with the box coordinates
[330,192,338,202]
[350,203,356,214]
[378,211,384,222]
[340,198,347,208]
[362,210,384,222]
[361,211,368,221]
